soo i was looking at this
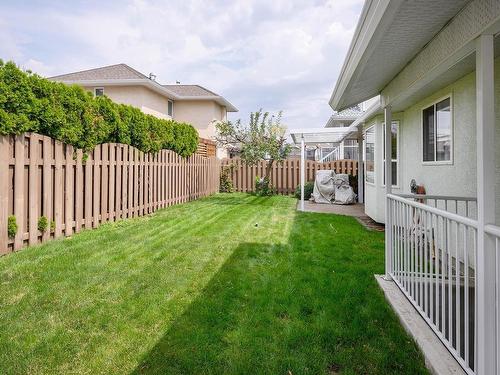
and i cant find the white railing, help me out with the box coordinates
[387,193,478,374]
[484,223,500,375]
[320,146,341,162]
[396,193,477,219]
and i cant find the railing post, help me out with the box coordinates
[357,131,364,204]
[384,106,393,280]
[475,34,496,375]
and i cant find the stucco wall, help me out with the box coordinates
[84,85,171,120]
[173,100,225,139]
[365,58,500,224]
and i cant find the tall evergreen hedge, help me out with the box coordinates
[0,60,199,157]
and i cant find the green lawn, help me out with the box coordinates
[0,193,428,374]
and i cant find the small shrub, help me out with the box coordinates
[295,181,314,200]
[255,176,275,196]
[50,220,56,232]
[38,216,48,232]
[220,165,234,193]
[7,215,18,238]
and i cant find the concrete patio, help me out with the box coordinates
[297,200,385,231]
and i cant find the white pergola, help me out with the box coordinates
[289,127,362,211]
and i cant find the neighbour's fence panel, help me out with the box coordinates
[387,194,478,374]
[0,133,220,254]
[221,158,358,195]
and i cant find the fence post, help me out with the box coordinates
[14,135,25,250]
[0,135,9,254]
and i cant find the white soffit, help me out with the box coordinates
[330,0,470,111]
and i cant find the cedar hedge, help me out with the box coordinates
[0,60,199,157]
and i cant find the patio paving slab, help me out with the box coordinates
[297,200,385,231]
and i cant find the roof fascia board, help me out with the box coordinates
[54,78,181,99]
[329,0,401,110]
[175,96,238,112]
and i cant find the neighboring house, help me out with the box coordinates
[49,63,237,157]
[319,105,364,162]
[329,1,500,374]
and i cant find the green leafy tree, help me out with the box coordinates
[216,110,290,194]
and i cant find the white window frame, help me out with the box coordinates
[343,139,358,160]
[94,87,104,97]
[421,94,453,165]
[168,100,174,117]
[382,121,400,188]
[364,125,376,186]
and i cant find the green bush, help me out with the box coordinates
[0,60,199,156]
[7,215,17,238]
[294,181,314,200]
[38,216,48,233]
[220,165,234,193]
[255,176,275,196]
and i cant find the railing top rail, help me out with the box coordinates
[395,193,477,202]
[388,193,478,228]
[485,224,500,238]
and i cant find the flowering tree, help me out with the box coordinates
[215,110,291,194]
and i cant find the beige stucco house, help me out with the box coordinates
[50,64,237,156]
[327,1,500,374]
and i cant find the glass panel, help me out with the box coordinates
[391,123,397,160]
[423,105,435,161]
[391,161,397,186]
[168,101,173,116]
[365,128,375,183]
[344,139,358,160]
[436,98,451,161]
[95,88,104,97]
[383,122,398,186]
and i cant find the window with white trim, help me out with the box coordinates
[383,121,399,186]
[365,127,375,184]
[423,97,451,162]
[343,139,358,160]
[168,100,174,117]
[94,87,104,97]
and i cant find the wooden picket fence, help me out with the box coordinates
[221,158,358,195]
[0,133,220,254]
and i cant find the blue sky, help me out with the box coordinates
[0,0,363,130]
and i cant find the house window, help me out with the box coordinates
[383,122,399,186]
[343,139,358,160]
[94,87,104,97]
[168,100,174,117]
[365,126,375,184]
[423,97,451,162]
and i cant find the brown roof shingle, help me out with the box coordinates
[49,63,148,81]
[162,84,219,97]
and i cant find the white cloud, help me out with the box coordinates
[0,0,363,129]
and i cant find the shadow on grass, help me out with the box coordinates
[130,209,429,375]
